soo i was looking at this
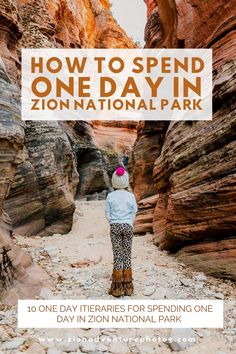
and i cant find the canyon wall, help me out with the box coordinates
[0,0,136,302]
[131,121,168,234]
[0,59,51,304]
[131,0,236,279]
[77,121,137,199]
[92,121,138,156]
[0,0,136,235]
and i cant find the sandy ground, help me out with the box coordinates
[0,201,236,354]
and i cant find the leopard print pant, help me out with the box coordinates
[110,223,133,270]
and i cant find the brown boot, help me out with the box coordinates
[123,268,133,296]
[108,269,125,297]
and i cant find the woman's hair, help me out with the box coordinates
[114,187,129,191]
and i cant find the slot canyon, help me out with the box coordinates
[0,0,235,353]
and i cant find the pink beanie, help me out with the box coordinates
[112,166,129,189]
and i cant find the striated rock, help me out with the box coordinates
[77,147,111,197]
[77,148,124,198]
[4,152,45,236]
[16,0,135,50]
[77,120,137,198]
[144,0,178,48]
[134,195,158,234]
[92,120,137,155]
[0,59,51,304]
[1,0,136,234]
[153,61,236,262]
[5,122,79,236]
[91,0,135,49]
[144,9,162,49]
[144,0,236,65]
[152,193,169,245]
[9,0,135,77]
[0,0,137,304]
[132,0,236,279]
[176,239,236,280]
[0,0,22,83]
[5,121,103,235]
[144,0,157,19]
[131,121,168,202]
[81,120,138,197]
[175,0,236,68]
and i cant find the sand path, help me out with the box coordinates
[1,201,236,353]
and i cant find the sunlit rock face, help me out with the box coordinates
[132,0,236,279]
[0,0,22,83]
[92,121,138,155]
[15,0,134,53]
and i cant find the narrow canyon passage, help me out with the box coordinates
[1,201,236,353]
[0,0,235,353]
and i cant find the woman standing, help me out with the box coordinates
[105,166,138,297]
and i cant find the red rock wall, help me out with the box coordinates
[0,0,136,234]
[15,0,134,50]
[0,59,51,304]
[92,121,138,155]
[0,0,136,301]
[132,0,236,279]
[130,121,168,234]
[131,121,168,202]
